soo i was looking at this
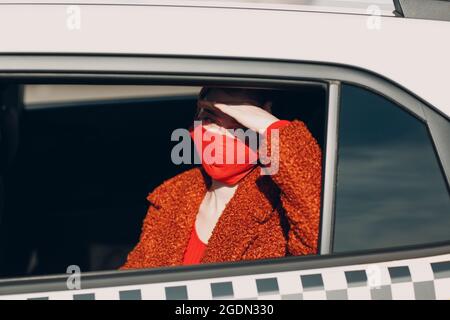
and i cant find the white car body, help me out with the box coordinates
[0,0,449,300]
[0,0,449,116]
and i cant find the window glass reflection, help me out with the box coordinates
[333,84,450,252]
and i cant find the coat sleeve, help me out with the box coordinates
[263,120,322,255]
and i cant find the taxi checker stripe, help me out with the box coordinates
[14,256,450,300]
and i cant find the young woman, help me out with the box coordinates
[121,87,322,269]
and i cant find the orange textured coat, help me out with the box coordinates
[121,120,322,270]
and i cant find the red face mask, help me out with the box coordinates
[190,125,258,186]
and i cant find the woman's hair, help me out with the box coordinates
[199,87,272,107]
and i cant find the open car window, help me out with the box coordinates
[0,83,327,278]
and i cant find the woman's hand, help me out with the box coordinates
[213,103,279,134]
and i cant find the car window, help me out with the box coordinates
[333,84,450,252]
[0,83,326,278]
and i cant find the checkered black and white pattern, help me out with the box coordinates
[2,253,450,300]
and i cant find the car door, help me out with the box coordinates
[0,56,448,300]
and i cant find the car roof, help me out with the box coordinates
[0,2,449,117]
[2,0,397,16]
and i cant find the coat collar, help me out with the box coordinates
[152,166,279,265]
[201,167,280,263]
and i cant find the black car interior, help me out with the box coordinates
[0,83,326,278]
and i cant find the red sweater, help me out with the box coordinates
[183,228,207,265]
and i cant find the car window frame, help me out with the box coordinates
[0,54,449,296]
